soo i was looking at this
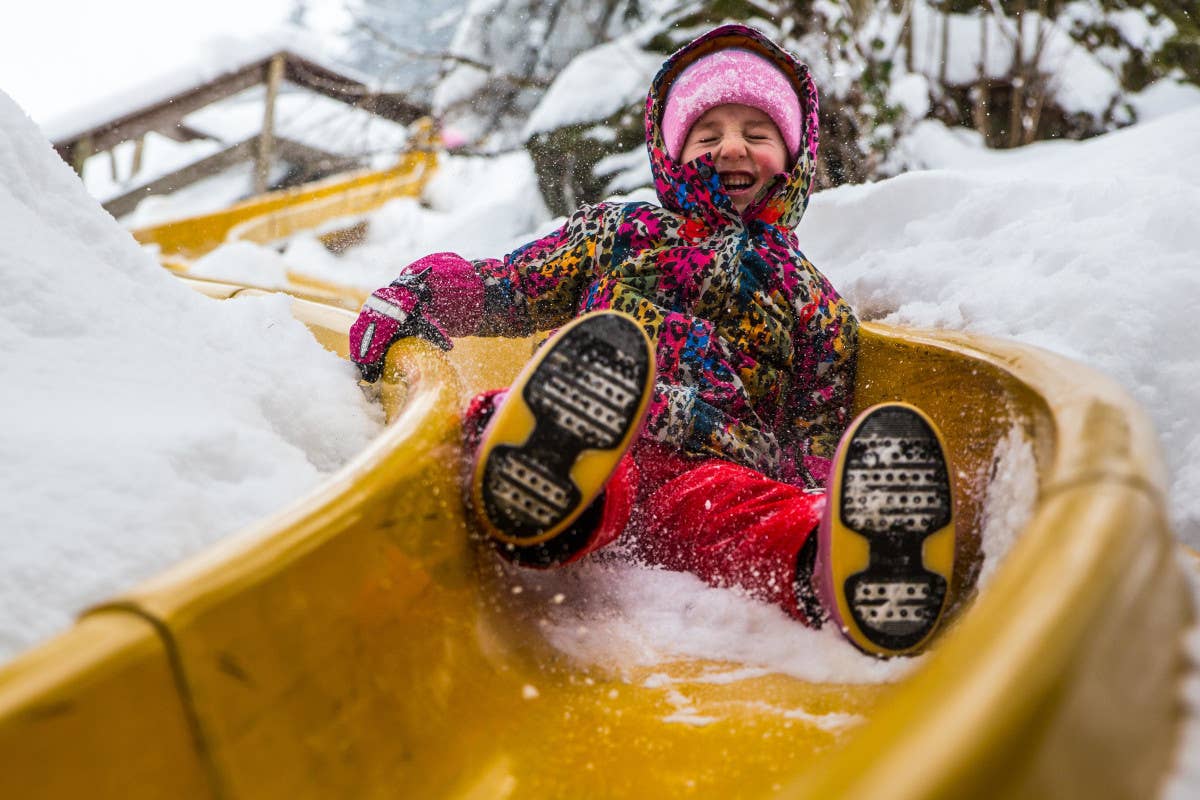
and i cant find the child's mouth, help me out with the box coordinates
[719,172,756,193]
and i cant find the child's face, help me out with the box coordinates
[679,104,789,214]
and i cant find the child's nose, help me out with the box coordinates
[716,135,750,160]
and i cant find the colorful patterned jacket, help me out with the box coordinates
[419,26,857,487]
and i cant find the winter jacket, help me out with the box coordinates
[427,25,858,487]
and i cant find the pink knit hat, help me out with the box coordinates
[662,48,802,162]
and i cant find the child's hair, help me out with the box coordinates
[661,46,802,161]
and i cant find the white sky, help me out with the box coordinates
[0,0,350,126]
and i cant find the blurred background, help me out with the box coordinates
[3,0,1197,224]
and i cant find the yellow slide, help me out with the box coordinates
[0,282,1191,799]
[130,122,439,309]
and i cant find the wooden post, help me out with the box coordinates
[1010,0,1026,148]
[132,135,146,178]
[938,8,949,88]
[255,54,285,195]
[973,12,990,142]
[71,136,94,176]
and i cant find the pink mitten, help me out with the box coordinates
[349,253,485,382]
[350,269,450,382]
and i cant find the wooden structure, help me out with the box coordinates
[51,51,429,217]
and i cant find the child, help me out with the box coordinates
[349,24,957,657]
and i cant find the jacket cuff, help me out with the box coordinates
[408,252,486,337]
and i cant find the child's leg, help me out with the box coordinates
[462,389,641,568]
[630,458,827,626]
[465,311,654,565]
[818,402,957,657]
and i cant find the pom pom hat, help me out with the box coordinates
[662,46,803,162]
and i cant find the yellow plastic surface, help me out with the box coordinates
[132,149,435,261]
[0,286,1190,799]
[0,611,215,798]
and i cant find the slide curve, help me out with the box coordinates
[0,279,1190,799]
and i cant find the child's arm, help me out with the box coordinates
[470,204,611,337]
[351,205,609,380]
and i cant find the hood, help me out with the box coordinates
[644,25,819,230]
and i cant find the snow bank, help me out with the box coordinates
[807,108,1200,544]
[0,91,382,660]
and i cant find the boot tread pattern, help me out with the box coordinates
[481,314,651,542]
[532,349,640,445]
[852,579,940,638]
[838,406,953,651]
[489,452,570,527]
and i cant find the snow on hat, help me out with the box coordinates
[662,47,802,162]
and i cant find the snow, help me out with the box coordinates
[120,162,287,229]
[0,90,382,659]
[523,37,660,137]
[241,151,555,291]
[1130,78,1200,123]
[82,132,224,204]
[595,147,655,193]
[886,73,932,120]
[487,555,915,685]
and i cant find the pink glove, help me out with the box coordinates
[349,267,452,382]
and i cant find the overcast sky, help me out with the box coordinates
[0,0,351,125]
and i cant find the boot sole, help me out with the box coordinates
[822,403,956,656]
[471,311,654,546]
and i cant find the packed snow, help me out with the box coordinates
[0,91,382,659]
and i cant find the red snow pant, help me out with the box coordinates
[465,390,827,626]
